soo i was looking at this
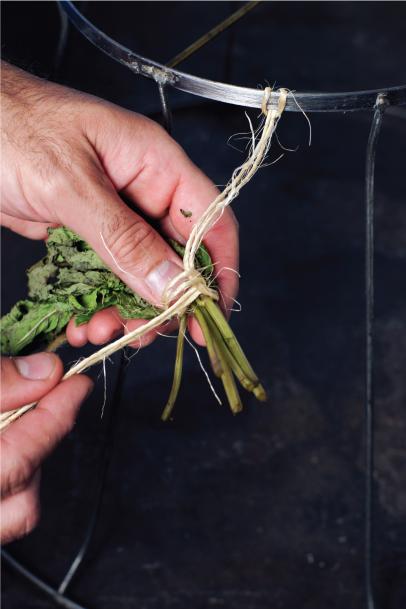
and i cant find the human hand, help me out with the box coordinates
[0,353,92,543]
[1,61,239,347]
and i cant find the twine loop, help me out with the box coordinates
[162,268,218,310]
[262,86,288,116]
[261,86,273,115]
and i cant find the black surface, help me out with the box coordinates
[2,2,406,609]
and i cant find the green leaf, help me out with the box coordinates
[168,239,214,283]
[0,300,73,355]
[1,227,215,355]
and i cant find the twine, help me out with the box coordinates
[0,87,288,431]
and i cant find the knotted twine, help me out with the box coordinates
[0,87,288,431]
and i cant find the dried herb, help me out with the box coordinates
[1,226,266,417]
[0,227,159,355]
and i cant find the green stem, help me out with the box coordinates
[199,296,267,401]
[194,302,240,412]
[199,305,255,393]
[211,331,243,414]
[46,332,67,353]
[194,302,242,413]
[161,316,187,421]
[193,304,223,377]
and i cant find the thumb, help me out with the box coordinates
[1,353,63,412]
[60,173,184,307]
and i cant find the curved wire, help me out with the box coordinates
[1,549,88,609]
[57,353,125,595]
[364,93,388,609]
[157,83,173,134]
[59,1,406,113]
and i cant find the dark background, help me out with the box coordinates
[1,2,406,608]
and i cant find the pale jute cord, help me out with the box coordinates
[0,87,288,431]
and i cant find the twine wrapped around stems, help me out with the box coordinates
[0,87,287,431]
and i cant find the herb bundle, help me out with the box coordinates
[1,227,266,419]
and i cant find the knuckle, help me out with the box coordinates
[106,219,157,271]
[1,439,36,499]
[18,455,36,489]
[0,479,41,543]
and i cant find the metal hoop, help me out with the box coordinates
[60,1,406,113]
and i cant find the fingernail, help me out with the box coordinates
[15,353,57,380]
[145,260,183,304]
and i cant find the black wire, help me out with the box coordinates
[57,350,126,595]
[365,93,388,609]
[157,83,173,134]
[1,550,88,609]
